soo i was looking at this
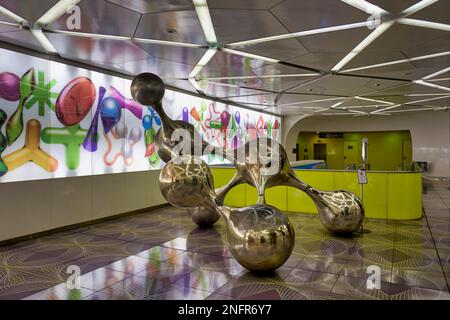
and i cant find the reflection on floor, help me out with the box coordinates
[0,180,449,300]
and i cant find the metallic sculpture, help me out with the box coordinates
[131,73,364,271]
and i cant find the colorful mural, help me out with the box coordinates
[0,48,281,183]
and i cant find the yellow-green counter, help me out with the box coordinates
[210,167,422,220]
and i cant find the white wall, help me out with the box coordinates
[283,111,450,177]
[0,170,166,241]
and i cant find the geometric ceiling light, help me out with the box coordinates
[414,80,450,92]
[340,0,388,15]
[220,48,279,63]
[280,97,347,107]
[202,74,319,81]
[0,5,27,24]
[189,48,217,79]
[397,18,450,32]
[331,21,394,72]
[422,66,450,80]
[36,0,80,27]
[30,28,58,53]
[193,0,217,44]
[354,96,395,105]
[341,51,450,73]
[226,21,374,47]
[400,0,439,17]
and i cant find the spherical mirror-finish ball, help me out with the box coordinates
[159,156,216,208]
[187,207,220,228]
[130,73,165,106]
[225,204,295,272]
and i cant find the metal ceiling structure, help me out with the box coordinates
[0,0,449,117]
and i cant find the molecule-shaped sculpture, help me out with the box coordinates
[130,73,365,272]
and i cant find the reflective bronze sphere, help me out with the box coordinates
[221,204,295,272]
[306,188,365,234]
[188,207,221,228]
[130,73,165,106]
[159,156,216,209]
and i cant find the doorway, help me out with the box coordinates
[343,140,358,168]
[314,143,327,161]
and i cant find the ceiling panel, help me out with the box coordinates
[0,30,45,52]
[209,0,283,10]
[199,80,273,98]
[0,22,19,33]
[134,42,207,66]
[287,75,406,96]
[217,93,277,106]
[0,0,58,23]
[409,0,450,25]
[402,34,450,62]
[164,78,197,94]
[205,75,314,93]
[368,0,418,14]
[49,0,141,37]
[277,93,344,106]
[359,94,450,107]
[120,57,193,78]
[134,10,206,45]
[45,32,150,65]
[286,52,347,71]
[270,0,369,33]
[211,9,290,44]
[105,0,194,14]
[229,38,308,62]
[365,82,449,96]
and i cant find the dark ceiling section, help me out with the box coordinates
[0,0,448,116]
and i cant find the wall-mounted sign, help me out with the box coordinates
[0,48,281,183]
[357,169,368,184]
[318,132,343,138]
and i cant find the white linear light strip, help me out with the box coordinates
[189,48,217,78]
[414,80,450,92]
[0,20,20,27]
[331,22,394,72]
[404,94,450,105]
[30,29,58,53]
[406,93,450,96]
[371,103,401,114]
[280,97,347,107]
[203,73,318,81]
[341,51,450,73]
[221,48,279,63]
[379,107,446,114]
[0,5,27,24]
[47,29,204,48]
[340,0,388,15]
[428,77,450,82]
[401,0,439,17]
[188,77,203,92]
[397,18,450,32]
[227,21,373,47]
[37,0,80,26]
[193,0,217,44]
[354,96,395,105]
[423,67,450,80]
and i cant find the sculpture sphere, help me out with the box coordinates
[306,188,364,234]
[159,155,216,209]
[222,204,295,272]
[187,207,220,228]
[130,73,165,106]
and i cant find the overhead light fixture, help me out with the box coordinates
[342,51,450,73]
[354,96,395,105]
[227,22,371,47]
[422,66,450,80]
[0,20,20,27]
[30,29,58,53]
[193,0,217,44]
[414,80,450,92]
[0,5,27,24]
[404,94,450,105]
[203,73,318,81]
[428,77,450,82]
[221,48,279,63]
[340,0,388,15]
[331,22,394,72]
[386,107,444,114]
[133,37,204,48]
[188,77,203,93]
[189,48,217,78]
[397,18,450,32]
[406,93,450,96]
[280,96,347,107]
[36,0,80,27]
[371,103,401,114]
[401,0,439,17]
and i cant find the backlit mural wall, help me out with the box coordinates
[0,48,281,183]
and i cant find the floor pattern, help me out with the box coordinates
[0,180,448,300]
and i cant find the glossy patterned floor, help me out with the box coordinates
[0,180,449,300]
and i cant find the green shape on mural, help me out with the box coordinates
[6,68,35,145]
[25,70,58,116]
[0,109,8,177]
[41,124,88,170]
